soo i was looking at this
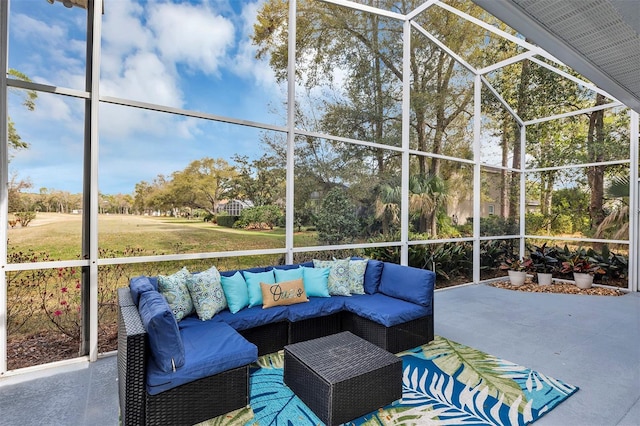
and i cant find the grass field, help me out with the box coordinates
[7,212,318,261]
[6,212,324,366]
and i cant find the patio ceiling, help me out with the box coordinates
[472,0,640,114]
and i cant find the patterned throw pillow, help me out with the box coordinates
[348,259,368,295]
[185,265,227,321]
[157,267,194,321]
[313,259,351,296]
[260,279,308,308]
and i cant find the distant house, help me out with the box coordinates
[217,199,254,216]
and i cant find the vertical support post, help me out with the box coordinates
[81,0,102,361]
[473,74,482,283]
[0,0,10,374]
[629,110,639,292]
[400,19,411,266]
[285,0,296,265]
[519,124,526,257]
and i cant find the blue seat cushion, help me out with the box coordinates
[285,296,346,322]
[378,262,434,308]
[343,293,430,327]
[363,260,384,294]
[138,291,185,373]
[130,276,156,306]
[146,321,257,395]
[214,305,288,331]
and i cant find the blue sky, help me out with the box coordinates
[8,0,286,194]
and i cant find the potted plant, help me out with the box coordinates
[529,243,558,285]
[500,257,533,286]
[560,255,605,289]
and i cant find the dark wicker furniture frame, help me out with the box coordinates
[118,288,250,426]
[118,285,434,424]
[284,331,403,426]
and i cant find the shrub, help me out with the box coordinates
[14,211,36,227]
[315,188,360,245]
[217,214,238,228]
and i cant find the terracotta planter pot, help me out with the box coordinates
[537,273,553,285]
[573,272,593,289]
[508,270,527,286]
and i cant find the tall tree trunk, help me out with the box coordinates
[372,14,385,176]
[500,112,510,217]
[510,58,531,218]
[587,94,606,232]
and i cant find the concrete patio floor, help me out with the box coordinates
[1,283,639,426]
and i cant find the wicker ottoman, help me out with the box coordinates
[283,331,402,426]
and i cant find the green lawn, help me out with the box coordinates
[7,213,319,261]
[6,213,323,347]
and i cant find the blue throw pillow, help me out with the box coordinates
[130,275,155,306]
[138,291,185,373]
[378,262,435,307]
[364,259,384,294]
[243,270,275,307]
[220,271,250,314]
[274,267,303,282]
[302,266,330,298]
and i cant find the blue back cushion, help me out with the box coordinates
[130,276,156,306]
[243,270,275,307]
[138,291,185,373]
[220,272,250,314]
[364,260,384,294]
[274,267,303,282]
[378,262,434,307]
[301,266,330,298]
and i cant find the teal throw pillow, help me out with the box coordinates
[244,270,275,307]
[301,266,330,297]
[312,259,351,296]
[220,272,249,314]
[274,267,303,282]
[157,267,194,321]
[185,265,227,321]
[348,259,368,295]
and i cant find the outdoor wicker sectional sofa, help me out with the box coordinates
[117,259,435,426]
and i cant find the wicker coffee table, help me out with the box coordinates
[283,331,402,426]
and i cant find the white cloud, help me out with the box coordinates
[232,1,280,92]
[148,2,235,76]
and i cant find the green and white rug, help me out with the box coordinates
[200,335,578,426]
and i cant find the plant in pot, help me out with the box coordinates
[499,257,533,286]
[560,256,605,289]
[529,243,558,285]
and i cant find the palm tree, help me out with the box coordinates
[375,182,401,236]
[595,176,629,240]
[409,174,449,237]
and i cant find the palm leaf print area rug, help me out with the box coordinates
[199,336,578,426]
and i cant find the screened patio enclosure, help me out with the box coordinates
[1,0,638,375]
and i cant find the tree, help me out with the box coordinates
[252,0,495,183]
[168,158,237,215]
[7,69,37,156]
[375,181,401,236]
[8,174,32,213]
[315,187,359,245]
[231,154,285,206]
[409,174,448,236]
[595,176,629,240]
